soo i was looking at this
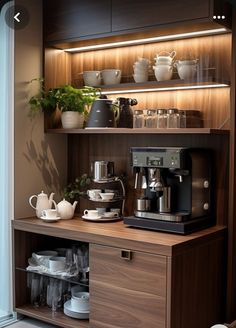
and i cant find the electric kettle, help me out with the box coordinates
[86,99,119,128]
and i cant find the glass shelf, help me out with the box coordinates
[16,267,89,287]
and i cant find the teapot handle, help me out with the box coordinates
[52,200,58,211]
[29,195,37,210]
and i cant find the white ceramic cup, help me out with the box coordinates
[49,256,66,272]
[103,212,118,218]
[176,64,197,80]
[83,71,102,86]
[133,73,148,83]
[110,208,121,215]
[84,209,99,217]
[71,292,90,312]
[41,209,58,219]
[87,189,102,200]
[99,192,115,200]
[71,285,88,297]
[153,65,173,81]
[102,69,121,85]
[96,207,106,215]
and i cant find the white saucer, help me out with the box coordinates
[40,216,61,223]
[82,215,102,221]
[82,215,121,222]
[64,300,89,319]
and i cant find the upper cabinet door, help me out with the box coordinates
[44,0,111,43]
[112,0,210,32]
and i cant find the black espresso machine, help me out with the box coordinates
[124,147,214,234]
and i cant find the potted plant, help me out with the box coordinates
[64,174,91,203]
[28,79,99,129]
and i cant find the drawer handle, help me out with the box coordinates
[120,249,132,261]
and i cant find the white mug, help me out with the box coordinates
[49,256,66,272]
[83,71,102,86]
[84,209,99,218]
[42,209,58,219]
[102,69,121,85]
[153,65,173,81]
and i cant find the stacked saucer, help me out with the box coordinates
[64,292,89,319]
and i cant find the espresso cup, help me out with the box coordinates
[101,69,121,85]
[42,209,58,219]
[83,71,102,86]
[84,209,99,217]
[99,192,115,200]
[71,292,90,312]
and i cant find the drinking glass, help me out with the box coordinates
[77,246,89,282]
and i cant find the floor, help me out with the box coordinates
[5,318,56,328]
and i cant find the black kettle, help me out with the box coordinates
[86,99,119,128]
[117,97,138,128]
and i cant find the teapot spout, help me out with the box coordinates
[72,201,78,210]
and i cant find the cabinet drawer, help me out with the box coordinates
[90,244,167,328]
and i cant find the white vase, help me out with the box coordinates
[61,112,84,129]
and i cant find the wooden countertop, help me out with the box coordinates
[12,217,226,256]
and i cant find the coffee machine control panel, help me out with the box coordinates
[131,147,185,168]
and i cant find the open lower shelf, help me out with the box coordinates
[45,127,229,135]
[16,267,89,287]
[15,305,89,328]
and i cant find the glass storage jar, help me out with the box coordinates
[157,109,167,128]
[179,110,186,128]
[133,110,144,128]
[145,110,157,128]
[166,108,180,128]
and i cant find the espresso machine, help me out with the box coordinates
[124,147,213,234]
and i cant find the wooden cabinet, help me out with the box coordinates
[12,218,227,328]
[111,0,210,32]
[90,244,167,328]
[43,0,111,43]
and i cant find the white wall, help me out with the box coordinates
[14,0,67,218]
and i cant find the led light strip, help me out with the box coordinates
[65,28,227,52]
[99,84,229,95]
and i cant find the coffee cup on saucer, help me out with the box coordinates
[41,209,58,220]
[83,209,99,218]
[87,189,102,200]
[103,212,118,218]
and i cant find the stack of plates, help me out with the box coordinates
[64,300,89,319]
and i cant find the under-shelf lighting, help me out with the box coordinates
[100,83,229,95]
[64,28,227,52]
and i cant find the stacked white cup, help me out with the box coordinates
[153,51,176,81]
[133,57,150,83]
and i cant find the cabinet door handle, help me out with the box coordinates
[120,249,132,261]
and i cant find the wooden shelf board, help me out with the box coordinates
[45,128,229,135]
[12,217,226,257]
[98,78,230,92]
[15,305,89,328]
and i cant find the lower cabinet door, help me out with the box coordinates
[90,244,167,328]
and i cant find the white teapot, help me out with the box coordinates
[57,198,78,220]
[29,191,57,218]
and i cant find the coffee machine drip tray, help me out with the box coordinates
[134,210,189,222]
[124,216,214,235]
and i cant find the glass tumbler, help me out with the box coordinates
[133,110,144,128]
[145,110,157,128]
[157,109,167,128]
[166,108,180,128]
[179,110,186,128]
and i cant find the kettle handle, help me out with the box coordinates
[113,104,120,123]
[29,195,37,210]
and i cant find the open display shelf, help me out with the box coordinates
[96,77,230,94]
[15,267,89,287]
[15,304,89,328]
[45,127,229,134]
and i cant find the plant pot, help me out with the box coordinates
[61,112,84,129]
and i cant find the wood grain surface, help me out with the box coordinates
[90,243,167,328]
